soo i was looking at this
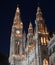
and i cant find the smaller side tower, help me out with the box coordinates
[27,22,36,65]
[27,22,34,52]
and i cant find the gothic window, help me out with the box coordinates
[40,23,43,32]
[41,37,44,45]
[43,37,46,45]
[44,37,45,43]
[46,37,48,43]
[43,59,48,65]
[41,37,47,45]
[17,41,20,54]
[15,41,20,54]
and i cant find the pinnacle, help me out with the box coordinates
[29,22,33,29]
[36,6,42,16]
[16,5,20,13]
[29,22,32,27]
[37,6,41,12]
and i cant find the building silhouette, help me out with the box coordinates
[9,6,49,65]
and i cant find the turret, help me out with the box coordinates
[36,6,43,21]
[35,6,49,45]
[28,22,33,35]
[35,6,49,65]
[27,22,35,53]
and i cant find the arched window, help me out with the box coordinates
[41,37,43,45]
[44,37,46,45]
[46,37,48,43]
[43,59,48,65]
[15,41,20,54]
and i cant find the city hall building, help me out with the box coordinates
[9,5,55,65]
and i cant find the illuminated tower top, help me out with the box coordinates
[13,6,23,29]
[35,6,49,45]
[29,22,33,29]
[36,6,44,21]
[28,22,33,34]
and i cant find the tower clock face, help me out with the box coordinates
[16,30,20,34]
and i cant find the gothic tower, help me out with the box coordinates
[27,22,35,54]
[27,22,36,65]
[35,6,49,65]
[27,22,34,48]
[9,5,49,65]
[9,6,26,65]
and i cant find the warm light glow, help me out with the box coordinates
[21,25,23,28]
[38,31,41,33]
[41,37,43,44]
[28,48,33,53]
[21,22,23,25]
[29,22,33,29]
[44,37,46,44]
[43,59,48,65]
[15,34,22,37]
[12,54,18,58]
[14,21,23,29]
[37,17,43,21]
[28,45,32,47]
[46,37,49,43]
[16,30,20,34]
[43,32,45,34]
[30,49,33,53]
[16,7,20,13]
[41,37,48,45]
[18,34,22,37]
[17,41,19,45]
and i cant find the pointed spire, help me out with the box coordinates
[13,5,23,29]
[16,5,20,13]
[14,5,21,22]
[29,22,33,29]
[37,6,42,15]
[36,5,43,21]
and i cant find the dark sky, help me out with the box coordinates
[0,0,55,57]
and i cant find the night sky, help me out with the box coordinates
[0,0,55,57]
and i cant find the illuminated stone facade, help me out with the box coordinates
[9,6,49,65]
